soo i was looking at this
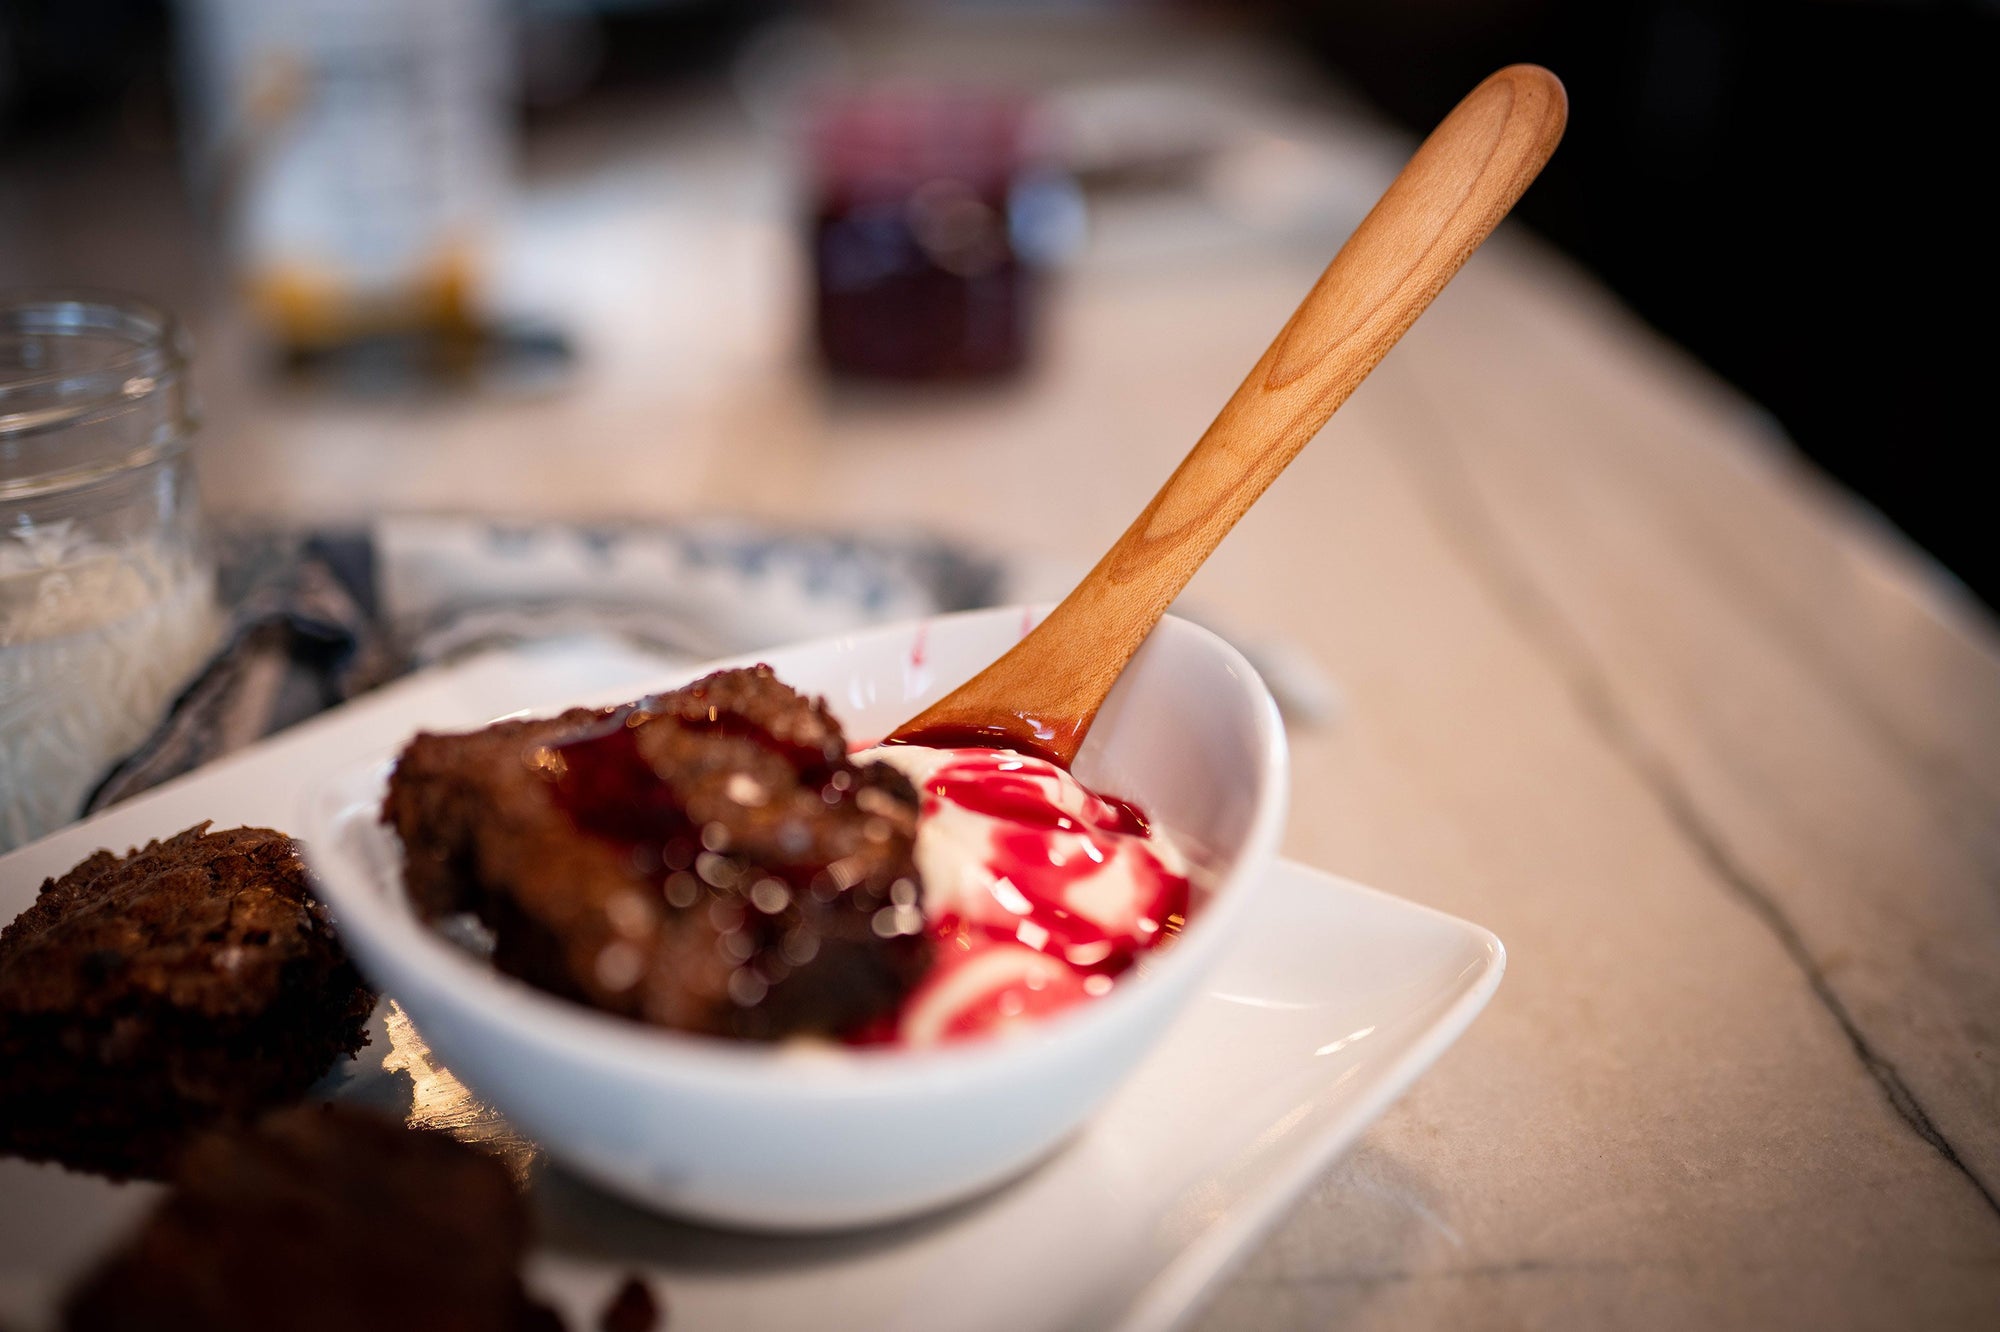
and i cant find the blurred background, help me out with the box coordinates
[3,0,1994,603]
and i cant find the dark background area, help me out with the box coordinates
[4,0,1993,608]
[1275,0,1999,612]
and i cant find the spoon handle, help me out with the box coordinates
[895,65,1567,763]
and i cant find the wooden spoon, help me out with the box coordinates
[889,64,1567,765]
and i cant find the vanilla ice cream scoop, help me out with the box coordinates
[860,744,1194,1044]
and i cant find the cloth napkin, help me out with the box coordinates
[82,516,1005,817]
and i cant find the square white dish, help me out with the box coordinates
[0,633,1502,1331]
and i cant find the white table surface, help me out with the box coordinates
[5,14,1997,1329]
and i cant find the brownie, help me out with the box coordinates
[597,1277,661,1332]
[384,665,929,1040]
[62,1103,562,1332]
[0,824,376,1178]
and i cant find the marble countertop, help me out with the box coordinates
[6,16,1996,1329]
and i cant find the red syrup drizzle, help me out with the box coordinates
[541,711,693,862]
[542,694,842,864]
[536,692,913,1041]
[535,697,1186,1046]
[882,722,1070,769]
[935,951,1090,1043]
[920,750,1189,979]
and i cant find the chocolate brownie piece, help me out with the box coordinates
[384,665,928,1041]
[597,1277,661,1332]
[62,1103,561,1332]
[0,824,376,1178]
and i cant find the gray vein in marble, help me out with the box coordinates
[1603,452,2000,884]
[1482,248,2000,833]
[1519,261,2000,831]
[1391,393,2000,1223]
[1664,547,2000,880]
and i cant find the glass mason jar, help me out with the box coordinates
[0,296,220,852]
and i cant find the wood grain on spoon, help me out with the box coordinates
[890,64,1568,765]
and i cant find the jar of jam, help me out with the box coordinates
[808,88,1078,381]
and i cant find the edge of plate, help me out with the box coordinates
[1116,861,1507,1332]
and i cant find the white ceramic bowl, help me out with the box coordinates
[302,607,1288,1230]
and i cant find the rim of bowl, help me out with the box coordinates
[305,608,1290,1094]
